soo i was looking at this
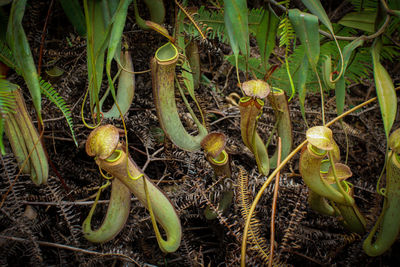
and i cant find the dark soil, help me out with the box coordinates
[1,1,399,266]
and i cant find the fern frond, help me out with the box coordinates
[348,0,378,12]
[278,17,295,48]
[39,78,78,147]
[237,166,283,265]
[175,0,206,40]
[0,40,17,70]
[184,6,264,42]
[0,78,17,116]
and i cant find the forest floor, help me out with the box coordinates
[1,1,399,266]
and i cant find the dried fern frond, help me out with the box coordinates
[45,177,81,245]
[175,0,206,40]
[236,166,282,265]
[184,6,264,42]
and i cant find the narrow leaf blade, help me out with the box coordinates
[335,37,364,116]
[224,0,249,60]
[301,0,334,33]
[372,39,396,138]
[296,54,309,125]
[289,9,320,68]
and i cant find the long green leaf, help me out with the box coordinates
[289,9,320,68]
[104,0,132,117]
[84,0,108,118]
[256,5,279,72]
[224,0,249,69]
[296,54,309,126]
[6,0,42,122]
[372,38,396,139]
[301,0,333,33]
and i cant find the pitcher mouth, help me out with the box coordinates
[155,42,179,65]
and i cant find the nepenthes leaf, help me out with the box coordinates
[301,0,333,33]
[289,9,320,69]
[224,0,249,79]
[371,38,396,139]
[6,0,42,122]
[335,37,364,116]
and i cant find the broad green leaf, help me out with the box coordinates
[338,11,376,33]
[256,5,279,71]
[335,37,364,115]
[296,54,309,126]
[301,0,334,33]
[289,9,320,68]
[224,0,249,70]
[372,38,396,139]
